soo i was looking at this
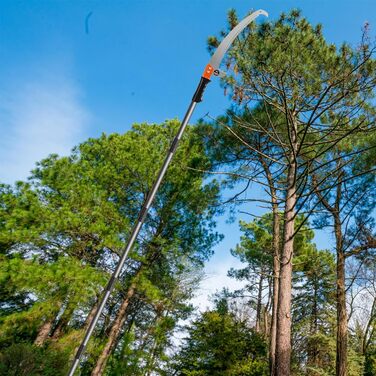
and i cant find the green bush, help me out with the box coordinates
[0,343,69,376]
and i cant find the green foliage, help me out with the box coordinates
[173,298,268,375]
[0,343,69,376]
[230,213,316,274]
[1,7,376,376]
[364,345,376,376]
[0,255,105,346]
[292,248,336,374]
[0,120,221,374]
[293,247,336,322]
[207,8,376,376]
[218,9,376,111]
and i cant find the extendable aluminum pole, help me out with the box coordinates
[68,9,267,375]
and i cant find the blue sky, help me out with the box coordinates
[1,0,375,309]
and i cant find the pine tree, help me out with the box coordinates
[207,9,376,375]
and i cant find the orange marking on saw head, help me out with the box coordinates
[202,64,214,79]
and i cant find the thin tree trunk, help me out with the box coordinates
[50,301,76,340]
[335,215,347,376]
[259,155,280,376]
[34,319,54,346]
[91,281,137,376]
[308,280,319,368]
[312,170,348,376]
[34,302,62,346]
[263,306,269,338]
[51,317,67,340]
[255,274,264,332]
[144,313,165,376]
[362,297,376,355]
[270,204,280,375]
[83,299,100,329]
[275,151,296,375]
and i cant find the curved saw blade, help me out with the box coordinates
[202,9,268,79]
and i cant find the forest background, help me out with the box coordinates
[1,1,375,308]
[0,2,375,375]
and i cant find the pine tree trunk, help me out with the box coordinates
[312,169,348,376]
[263,306,269,338]
[308,280,319,368]
[335,215,347,376]
[51,317,67,340]
[270,204,280,376]
[91,281,137,376]
[362,298,376,355]
[34,319,54,346]
[34,302,62,346]
[51,302,76,340]
[259,155,280,376]
[275,152,296,375]
[255,274,264,332]
[144,316,163,376]
[84,299,100,328]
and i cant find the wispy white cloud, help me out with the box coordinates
[191,256,246,312]
[0,71,89,184]
[171,257,246,348]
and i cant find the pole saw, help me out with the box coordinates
[68,9,268,375]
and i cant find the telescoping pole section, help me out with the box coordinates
[67,9,267,375]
